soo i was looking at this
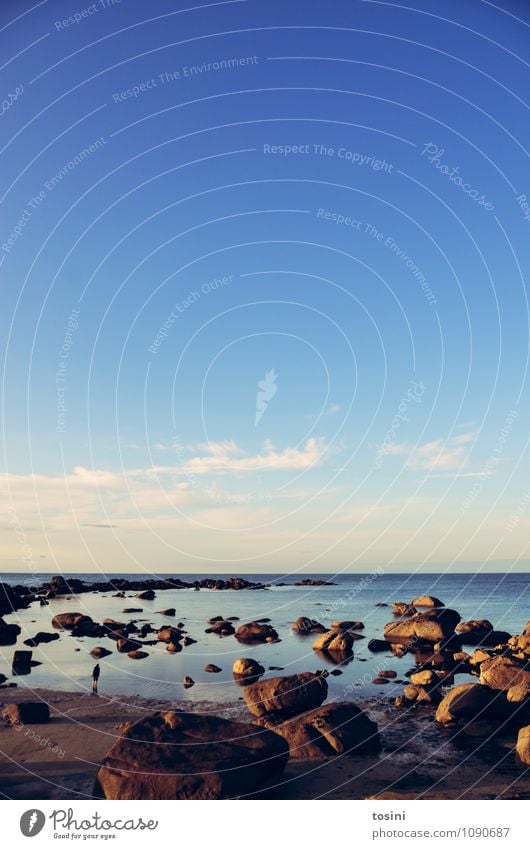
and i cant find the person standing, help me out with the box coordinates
[92,663,100,694]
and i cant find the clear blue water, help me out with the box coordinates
[1,572,529,705]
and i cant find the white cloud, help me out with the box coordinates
[383,431,478,472]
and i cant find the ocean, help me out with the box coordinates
[1,571,529,704]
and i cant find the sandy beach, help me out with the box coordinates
[1,686,530,800]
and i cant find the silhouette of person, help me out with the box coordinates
[92,663,100,694]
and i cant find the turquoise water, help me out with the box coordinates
[1,572,529,705]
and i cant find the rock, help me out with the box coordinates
[12,650,32,672]
[470,648,492,666]
[292,616,326,634]
[208,616,224,623]
[384,608,461,644]
[411,595,444,608]
[368,639,391,652]
[205,664,222,673]
[392,603,416,617]
[244,672,328,719]
[166,641,182,653]
[453,651,471,663]
[2,702,50,725]
[116,638,143,654]
[507,684,530,703]
[508,635,530,654]
[479,656,530,691]
[435,683,506,725]
[312,630,357,653]
[128,650,149,660]
[158,626,183,643]
[23,631,60,647]
[456,620,510,646]
[372,677,389,685]
[52,612,92,630]
[256,702,380,759]
[235,622,279,643]
[516,725,530,766]
[232,658,265,685]
[90,646,112,659]
[206,620,235,636]
[158,608,176,616]
[136,590,156,600]
[378,670,397,679]
[183,636,196,647]
[0,618,22,645]
[183,676,194,689]
[95,711,289,799]
[330,620,365,631]
[410,670,438,686]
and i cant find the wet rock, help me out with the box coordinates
[158,626,183,644]
[90,646,112,659]
[183,676,194,689]
[384,608,461,644]
[392,602,416,617]
[95,711,289,799]
[470,648,493,666]
[232,658,265,685]
[206,620,235,636]
[508,635,530,655]
[330,620,365,631]
[128,650,149,660]
[136,590,156,600]
[183,636,196,647]
[158,608,176,616]
[368,639,391,652]
[116,638,143,654]
[378,670,397,679]
[12,650,33,674]
[372,677,389,685]
[205,664,222,673]
[411,595,444,608]
[23,631,60,647]
[292,616,326,634]
[235,622,279,643]
[507,684,530,703]
[256,702,381,759]
[312,630,361,653]
[123,608,143,614]
[166,641,182,653]
[479,656,530,691]
[410,669,438,686]
[243,672,328,719]
[0,618,21,645]
[52,612,92,630]
[3,702,50,725]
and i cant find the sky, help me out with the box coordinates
[1,0,529,575]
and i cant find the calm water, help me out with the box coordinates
[1,571,529,705]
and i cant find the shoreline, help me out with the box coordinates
[1,687,530,800]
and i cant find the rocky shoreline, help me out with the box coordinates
[2,582,530,799]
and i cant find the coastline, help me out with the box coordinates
[1,687,529,801]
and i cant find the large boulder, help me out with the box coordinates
[479,656,530,691]
[95,711,289,799]
[2,702,50,725]
[244,672,327,719]
[256,702,380,759]
[292,616,326,635]
[384,608,460,644]
[435,683,507,725]
[392,602,416,617]
[235,622,279,643]
[411,595,444,608]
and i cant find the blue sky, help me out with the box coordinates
[1,0,529,573]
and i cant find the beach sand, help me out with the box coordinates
[1,687,530,800]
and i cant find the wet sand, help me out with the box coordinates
[1,687,530,800]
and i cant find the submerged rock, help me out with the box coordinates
[292,616,326,635]
[95,711,289,799]
[235,622,279,643]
